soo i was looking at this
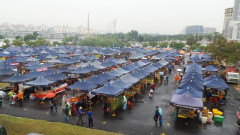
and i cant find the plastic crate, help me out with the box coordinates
[214,115,224,123]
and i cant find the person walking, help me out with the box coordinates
[103,99,108,115]
[86,109,94,128]
[153,106,160,126]
[52,98,57,112]
[166,75,169,84]
[158,107,163,126]
[77,107,85,125]
[64,104,69,123]
[8,90,14,105]
[123,95,127,111]
[18,90,24,106]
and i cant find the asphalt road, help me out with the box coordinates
[1,66,240,135]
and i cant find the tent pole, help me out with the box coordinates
[112,97,116,116]
[166,105,171,125]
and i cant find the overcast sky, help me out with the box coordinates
[0,0,234,34]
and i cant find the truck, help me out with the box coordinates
[224,66,240,84]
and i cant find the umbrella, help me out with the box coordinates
[0,91,6,97]
[45,93,55,98]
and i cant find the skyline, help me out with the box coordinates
[0,0,234,34]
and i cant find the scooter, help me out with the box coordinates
[149,91,154,98]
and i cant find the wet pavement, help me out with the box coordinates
[1,65,240,135]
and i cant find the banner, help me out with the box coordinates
[37,67,48,72]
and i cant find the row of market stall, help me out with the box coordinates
[169,52,228,125]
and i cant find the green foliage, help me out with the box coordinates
[208,36,240,65]
[149,41,158,47]
[138,35,144,42]
[143,42,148,47]
[24,34,36,41]
[170,41,185,50]
[0,35,5,39]
[190,43,201,50]
[52,41,61,46]
[26,38,50,47]
[15,36,22,40]
[1,45,9,49]
[12,39,24,47]
[160,42,168,48]
[127,30,138,41]
[186,36,197,45]
[3,39,10,44]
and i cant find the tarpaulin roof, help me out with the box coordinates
[97,72,115,82]
[24,70,45,79]
[111,78,133,89]
[1,73,32,83]
[204,75,225,82]
[204,78,229,89]
[179,80,204,91]
[174,86,203,98]
[107,70,124,77]
[56,66,71,73]
[0,68,17,76]
[91,83,125,97]
[202,65,219,72]
[66,79,97,92]
[42,68,56,76]
[142,64,158,73]
[115,67,129,74]
[87,75,106,86]
[71,67,92,74]
[25,76,55,86]
[170,91,203,109]
[121,74,139,84]
[45,72,70,81]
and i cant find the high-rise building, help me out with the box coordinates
[223,8,233,38]
[204,27,216,34]
[233,0,240,20]
[185,25,204,34]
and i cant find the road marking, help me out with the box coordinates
[24,108,27,111]
[161,133,166,135]
[167,123,171,126]
[102,122,107,124]
[45,112,49,115]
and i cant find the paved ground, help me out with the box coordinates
[1,66,240,135]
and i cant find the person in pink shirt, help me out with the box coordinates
[237,107,240,126]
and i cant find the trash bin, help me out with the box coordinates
[0,100,2,107]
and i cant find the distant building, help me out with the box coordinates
[185,25,204,34]
[223,8,234,38]
[204,27,216,34]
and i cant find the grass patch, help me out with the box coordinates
[0,114,121,135]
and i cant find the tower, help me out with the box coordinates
[233,0,240,20]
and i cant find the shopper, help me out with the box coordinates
[77,106,84,125]
[153,106,159,126]
[64,104,69,123]
[86,109,94,128]
[8,90,14,104]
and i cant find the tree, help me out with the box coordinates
[24,34,36,41]
[143,42,148,47]
[149,41,158,47]
[0,35,5,39]
[170,41,185,50]
[186,36,197,45]
[52,41,61,46]
[160,42,168,48]
[12,39,24,47]
[3,39,10,44]
[190,43,201,50]
[33,31,39,39]
[15,35,22,40]
[208,36,240,65]
[138,35,144,42]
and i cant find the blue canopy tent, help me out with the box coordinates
[175,86,203,98]
[97,72,115,82]
[130,70,146,80]
[170,91,203,109]
[204,75,225,82]
[71,67,92,74]
[111,78,133,89]
[204,78,229,89]
[42,68,56,76]
[24,69,45,79]
[87,75,106,86]
[202,65,219,72]
[25,76,55,86]
[56,66,71,73]
[1,73,33,83]
[107,70,123,77]
[142,64,158,73]
[121,74,140,84]
[179,80,204,91]
[45,72,70,81]
[66,79,97,92]
[91,83,125,97]
[0,68,17,76]
[115,67,129,74]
